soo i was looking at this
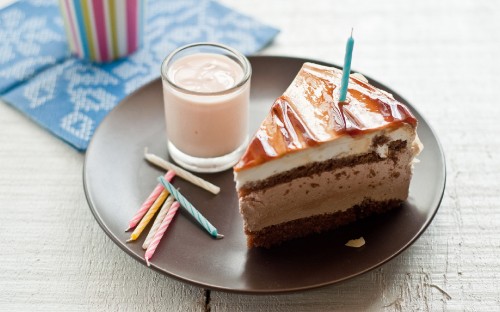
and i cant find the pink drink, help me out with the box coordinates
[161,44,251,172]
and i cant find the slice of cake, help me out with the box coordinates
[233,62,422,248]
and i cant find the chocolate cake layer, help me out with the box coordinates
[246,199,403,248]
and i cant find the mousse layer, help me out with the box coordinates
[239,144,415,233]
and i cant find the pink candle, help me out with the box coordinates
[125,170,175,231]
[145,201,180,266]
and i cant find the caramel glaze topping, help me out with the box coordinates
[234,63,417,172]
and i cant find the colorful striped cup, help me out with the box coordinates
[59,0,145,62]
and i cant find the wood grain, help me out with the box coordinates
[212,0,500,311]
[1,0,500,310]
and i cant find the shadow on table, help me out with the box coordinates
[241,202,422,293]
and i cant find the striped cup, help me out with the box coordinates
[59,0,145,62]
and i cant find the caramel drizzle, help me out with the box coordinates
[234,64,417,171]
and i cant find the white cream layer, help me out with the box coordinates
[234,124,416,189]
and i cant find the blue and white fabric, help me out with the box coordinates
[0,0,279,151]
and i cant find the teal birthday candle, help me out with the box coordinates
[158,177,224,239]
[339,29,355,102]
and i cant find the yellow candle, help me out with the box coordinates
[127,189,169,242]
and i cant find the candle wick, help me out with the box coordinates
[351,27,354,37]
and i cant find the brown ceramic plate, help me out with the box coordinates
[83,56,445,294]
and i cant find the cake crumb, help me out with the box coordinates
[391,171,400,178]
[350,72,369,83]
[368,169,376,178]
[345,237,365,248]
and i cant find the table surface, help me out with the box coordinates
[1,0,499,311]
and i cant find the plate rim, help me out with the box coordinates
[83,55,446,294]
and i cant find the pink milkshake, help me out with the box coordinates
[161,43,251,173]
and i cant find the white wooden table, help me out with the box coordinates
[2,0,500,310]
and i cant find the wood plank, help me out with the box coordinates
[210,0,500,310]
[0,103,205,311]
[2,0,500,310]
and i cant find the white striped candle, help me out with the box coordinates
[145,201,180,266]
[58,0,145,62]
[142,195,175,250]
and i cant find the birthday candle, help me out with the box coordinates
[142,195,175,249]
[339,29,355,102]
[158,177,224,239]
[144,151,220,195]
[126,170,175,231]
[145,201,180,266]
[127,189,169,242]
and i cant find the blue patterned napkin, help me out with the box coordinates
[0,0,279,151]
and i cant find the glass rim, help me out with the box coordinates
[160,42,252,96]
